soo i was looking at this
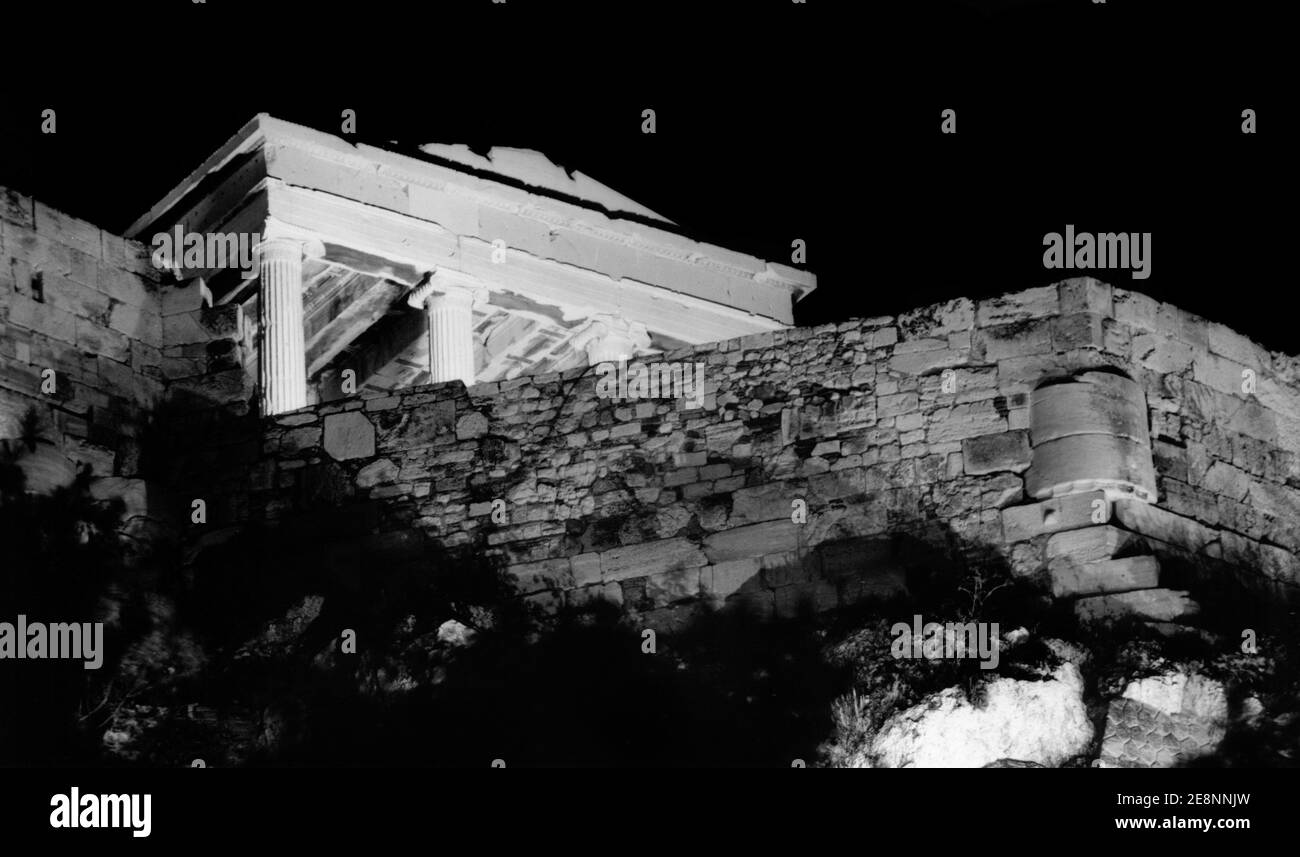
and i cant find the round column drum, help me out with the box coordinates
[1024,370,1157,503]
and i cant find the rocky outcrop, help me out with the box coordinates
[860,662,1093,768]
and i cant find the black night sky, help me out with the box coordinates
[0,1,1291,350]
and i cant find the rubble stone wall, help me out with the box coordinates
[190,277,1300,624]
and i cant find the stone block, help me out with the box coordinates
[1073,588,1200,624]
[1,187,34,227]
[323,411,375,461]
[1045,524,1144,563]
[1058,277,1112,315]
[1001,490,1110,542]
[645,567,702,605]
[33,201,101,257]
[1132,331,1195,374]
[600,537,708,583]
[1048,555,1159,598]
[975,285,1059,326]
[161,278,212,316]
[75,319,130,363]
[730,483,801,525]
[571,553,602,587]
[1111,499,1215,552]
[926,400,1007,443]
[975,319,1052,361]
[962,430,1031,475]
[355,458,398,488]
[703,521,800,563]
[774,580,839,618]
[97,265,154,309]
[567,582,623,609]
[506,558,574,595]
[373,400,456,450]
[8,294,76,344]
[455,410,489,439]
[703,558,762,599]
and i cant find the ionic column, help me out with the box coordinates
[408,274,487,386]
[582,314,651,365]
[257,237,310,415]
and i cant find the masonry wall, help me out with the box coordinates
[0,187,165,480]
[0,186,250,540]
[180,277,1300,626]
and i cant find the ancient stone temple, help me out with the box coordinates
[1,115,1298,636]
[124,115,814,415]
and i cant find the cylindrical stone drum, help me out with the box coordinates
[1024,370,1157,503]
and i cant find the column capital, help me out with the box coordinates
[255,233,325,261]
[407,268,489,310]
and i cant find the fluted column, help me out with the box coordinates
[583,314,651,365]
[257,237,309,415]
[408,275,486,386]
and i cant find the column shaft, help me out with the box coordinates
[259,239,307,415]
[425,290,477,385]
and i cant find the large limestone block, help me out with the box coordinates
[1073,588,1200,624]
[703,521,800,563]
[1111,499,1215,552]
[1048,555,1159,598]
[1002,490,1110,542]
[600,537,708,583]
[962,430,1031,475]
[1045,524,1144,563]
[975,285,1060,326]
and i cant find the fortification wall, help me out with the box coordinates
[0,187,164,483]
[0,185,249,539]
[3,182,1296,620]
[177,277,1300,625]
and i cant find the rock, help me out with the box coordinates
[1239,696,1265,725]
[863,662,1093,768]
[323,411,375,461]
[1097,672,1228,767]
[12,437,77,494]
[1043,637,1091,667]
[437,619,476,648]
[1001,626,1030,648]
[455,411,489,440]
[1123,672,1228,722]
[983,758,1047,768]
[355,458,398,489]
[89,475,151,519]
